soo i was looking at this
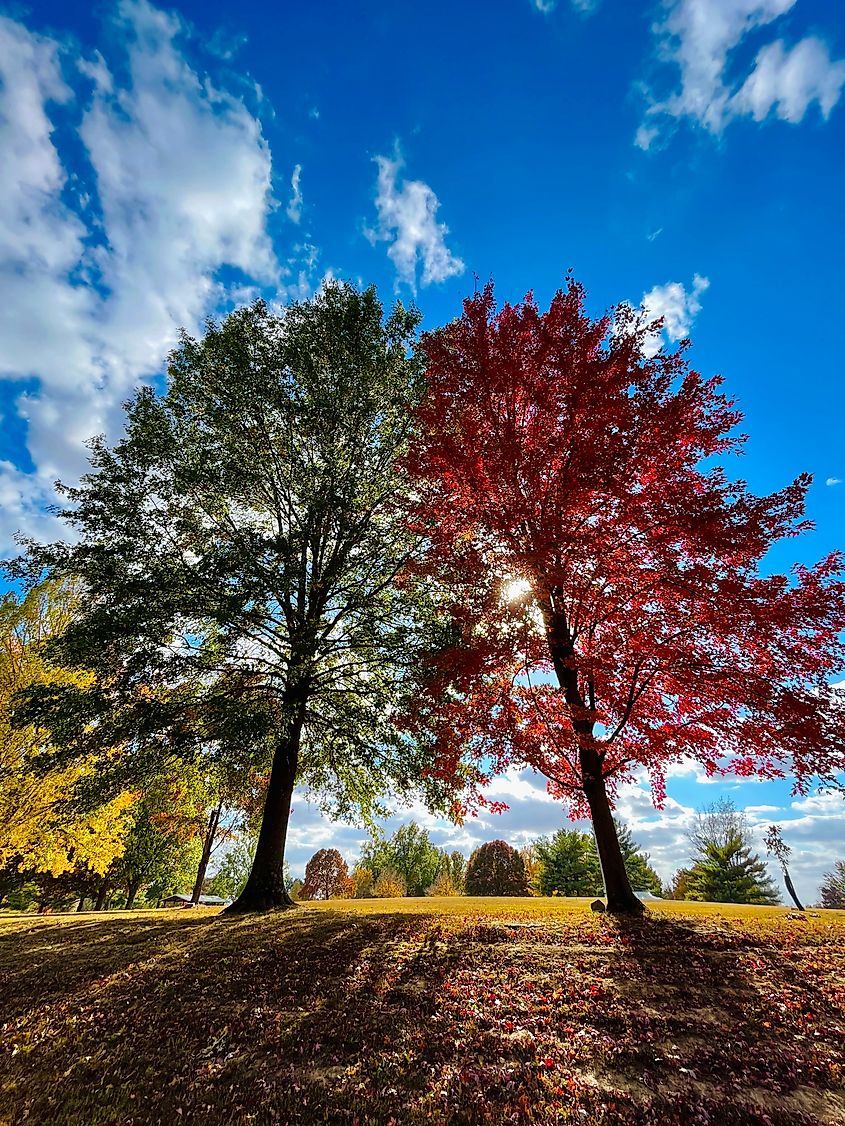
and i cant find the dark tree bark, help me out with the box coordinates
[191,801,223,904]
[94,877,110,911]
[548,605,644,915]
[782,865,804,911]
[76,896,86,912]
[224,682,307,914]
[582,751,644,914]
[125,877,143,910]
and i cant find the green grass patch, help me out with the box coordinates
[1,900,843,1123]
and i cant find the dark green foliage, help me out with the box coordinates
[684,799,779,906]
[9,283,455,909]
[464,840,529,896]
[614,821,663,896]
[535,821,662,897]
[534,830,603,896]
[686,833,780,905]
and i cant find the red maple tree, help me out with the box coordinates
[406,280,845,912]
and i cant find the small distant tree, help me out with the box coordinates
[465,840,529,896]
[299,848,352,901]
[686,798,778,905]
[519,845,541,892]
[205,836,257,901]
[818,861,845,909]
[289,878,304,901]
[350,865,375,899]
[664,869,693,900]
[535,829,603,897]
[427,870,460,896]
[372,867,407,898]
[764,825,803,910]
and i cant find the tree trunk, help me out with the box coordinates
[544,604,644,915]
[76,896,86,912]
[782,865,804,911]
[192,802,223,904]
[94,877,110,911]
[582,749,645,914]
[125,878,142,911]
[224,683,307,914]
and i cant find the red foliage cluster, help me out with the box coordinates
[405,280,845,816]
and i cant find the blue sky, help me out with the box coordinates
[1,0,843,899]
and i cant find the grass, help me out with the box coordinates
[1,898,843,1124]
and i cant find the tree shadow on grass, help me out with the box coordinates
[0,912,219,1020]
[596,909,845,1124]
[0,906,842,1125]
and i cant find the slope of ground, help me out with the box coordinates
[1,899,843,1124]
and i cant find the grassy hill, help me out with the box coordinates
[1,898,843,1124]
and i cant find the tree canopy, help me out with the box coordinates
[404,279,845,911]
[465,840,529,896]
[10,283,455,911]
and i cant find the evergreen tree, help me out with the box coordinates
[818,860,845,909]
[535,829,603,896]
[535,821,661,897]
[686,832,779,905]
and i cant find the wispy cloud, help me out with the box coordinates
[826,477,842,487]
[366,150,464,293]
[638,0,845,148]
[286,163,303,223]
[530,0,600,13]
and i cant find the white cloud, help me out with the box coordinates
[827,477,842,487]
[286,163,303,223]
[367,152,464,293]
[530,0,599,12]
[638,0,845,147]
[734,37,845,123]
[640,273,709,355]
[0,0,278,548]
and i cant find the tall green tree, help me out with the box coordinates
[360,822,441,896]
[535,821,661,897]
[10,285,452,912]
[685,834,779,905]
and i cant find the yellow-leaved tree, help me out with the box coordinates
[0,578,134,879]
